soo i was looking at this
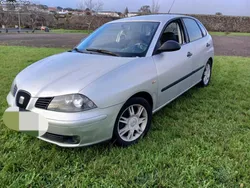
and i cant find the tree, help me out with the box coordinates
[151,0,160,13]
[124,7,129,16]
[77,0,103,12]
[6,0,16,10]
[138,5,151,14]
[84,8,92,15]
[0,11,14,28]
[43,5,48,10]
[38,4,48,10]
[57,6,63,11]
[215,12,223,16]
[64,7,74,11]
[77,0,85,10]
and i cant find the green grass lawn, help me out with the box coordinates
[0,46,250,187]
[210,31,250,37]
[50,29,92,34]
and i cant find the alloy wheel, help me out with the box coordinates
[117,104,148,142]
[203,63,211,85]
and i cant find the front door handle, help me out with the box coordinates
[187,52,193,57]
[206,43,211,47]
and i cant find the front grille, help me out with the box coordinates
[35,97,53,109]
[12,84,18,96]
[42,132,80,144]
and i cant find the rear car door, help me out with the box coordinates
[182,18,213,84]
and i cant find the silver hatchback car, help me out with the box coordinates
[7,14,214,147]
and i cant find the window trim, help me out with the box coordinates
[152,18,188,55]
[196,20,208,37]
[180,18,190,43]
[182,17,204,43]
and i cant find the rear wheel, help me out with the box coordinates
[200,60,212,87]
[113,97,152,147]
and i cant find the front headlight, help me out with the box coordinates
[10,81,15,94]
[47,94,97,112]
[10,80,17,96]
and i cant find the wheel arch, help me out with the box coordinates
[128,92,154,110]
[208,57,213,66]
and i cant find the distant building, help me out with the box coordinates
[127,12,139,17]
[58,10,69,15]
[97,11,120,17]
[48,7,57,12]
[72,11,83,16]
[72,10,92,16]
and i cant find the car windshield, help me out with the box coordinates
[76,22,160,57]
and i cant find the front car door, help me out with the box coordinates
[152,19,195,109]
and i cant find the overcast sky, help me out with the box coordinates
[39,0,250,16]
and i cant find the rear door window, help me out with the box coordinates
[183,18,203,42]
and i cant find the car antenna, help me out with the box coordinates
[168,0,176,14]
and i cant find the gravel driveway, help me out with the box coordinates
[0,33,250,57]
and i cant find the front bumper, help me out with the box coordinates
[7,92,123,147]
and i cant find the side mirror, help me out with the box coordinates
[157,40,181,53]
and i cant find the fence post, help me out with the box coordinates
[18,11,21,33]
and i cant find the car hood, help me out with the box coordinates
[15,52,134,97]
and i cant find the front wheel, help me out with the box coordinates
[113,97,152,147]
[200,60,212,87]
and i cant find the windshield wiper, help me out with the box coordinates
[71,47,85,53]
[86,48,120,57]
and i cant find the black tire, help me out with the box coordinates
[199,60,212,87]
[113,97,152,147]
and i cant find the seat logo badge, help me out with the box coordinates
[19,96,25,105]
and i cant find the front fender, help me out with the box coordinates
[80,57,158,109]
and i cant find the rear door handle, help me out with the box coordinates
[206,43,211,47]
[187,52,193,57]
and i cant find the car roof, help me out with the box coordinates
[110,14,193,24]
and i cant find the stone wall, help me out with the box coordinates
[53,15,117,30]
[70,14,250,33]
[189,14,250,32]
